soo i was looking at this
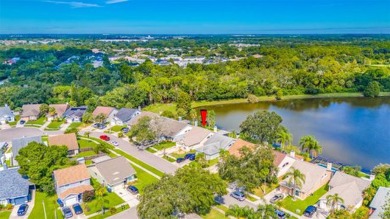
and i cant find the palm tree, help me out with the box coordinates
[276,127,293,150]
[96,185,109,214]
[299,135,322,158]
[326,193,344,213]
[284,168,306,198]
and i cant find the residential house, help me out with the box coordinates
[273,151,296,178]
[63,106,87,123]
[53,164,93,206]
[280,160,332,199]
[228,139,255,157]
[128,111,159,126]
[112,108,140,125]
[88,156,136,192]
[0,104,14,124]
[369,187,390,218]
[196,134,235,160]
[0,142,7,165]
[21,104,41,121]
[48,133,79,156]
[0,168,34,205]
[159,118,192,141]
[177,126,213,150]
[11,135,42,166]
[318,171,371,213]
[92,106,117,124]
[47,104,69,120]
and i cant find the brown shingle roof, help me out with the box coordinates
[48,133,79,151]
[95,156,136,186]
[49,104,69,117]
[92,106,115,117]
[53,164,90,187]
[59,185,94,199]
[181,127,212,147]
[273,151,288,167]
[228,139,255,157]
[21,104,41,117]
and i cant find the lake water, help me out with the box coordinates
[203,97,390,171]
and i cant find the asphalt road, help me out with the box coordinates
[0,127,45,142]
[222,194,258,209]
[89,132,179,175]
[108,207,139,219]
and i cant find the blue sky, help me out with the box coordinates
[0,0,389,34]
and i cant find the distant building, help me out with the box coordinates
[63,106,87,123]
[11,135,42,166]
[0,104,14,124]
[112,108,140,125]
[92,106,117,124]
[21,104,41,121]
[369,187,390,218]
[0,168,34,205]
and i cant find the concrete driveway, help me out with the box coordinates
[89,132,178,174]
[9,190,35,219]
[114,187,139,207]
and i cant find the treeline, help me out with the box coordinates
[0,37,389,110]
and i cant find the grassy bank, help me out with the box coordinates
[144,92,390,113]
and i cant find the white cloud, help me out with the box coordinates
[106,0,128,4]
[45,1,101,8]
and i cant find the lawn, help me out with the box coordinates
[78,138,99,149]
[253,183,279,198]
[25,117,46,126]
[66,122,82,130]
[146,147,157,153]
[208,158,219,166]
[88,204,129,219]
[170,149,196,159]
[131,165,160,193]
[201,208,227,219]
[8,115,20,126]
[0,211,11,219]
[45,120,64,130]
[279,184,328,215]
[29,191,63,219]
[109,125,126,132]
[163,155,175,162]
[76,150,97,158]
[152,141,176,151]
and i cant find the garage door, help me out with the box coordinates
[14,197,27,205]
[64,196,78,206]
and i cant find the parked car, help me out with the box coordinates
[304,205,317,217]
[230,191,245,201]
[270,193,284,203]
[111,141,119,146]
[184,153,196,161]
[62,207,73,218]
[100,135,110,141]
[17,204,29,216]
[214,195,225,204]
[275,209,286,219]
[122,127,129,133]
[19,120,26,125]
[127,185,139,194]
[176,157,185,163]
[93,123,106,129]
[72,203,83,215]
[56,198,64,207]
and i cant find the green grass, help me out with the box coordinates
[253,183,279,198]
[78,138,99,149]
[152,141,176,151]
[201,209,227,219]
[0,211,11,219]
[131,165,160,193]
[109,125,126,132]
[66,122,82,130]
[85,193,125,216]
[246,194,258,202]
[45,120,64,130]
[29,191,62,219]
[215,205,229,212]
[163,155,175,162]
[146,147,157,153]
[88,204,130,219]
[76,150,97,158]
[208,158,219,166]
[279,184,328,215]
[25,117,46,126]
[8,115,20,127]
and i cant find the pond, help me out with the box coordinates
[203,97,390,171]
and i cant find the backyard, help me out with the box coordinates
[279,184,328,215]
[29,191,62,219]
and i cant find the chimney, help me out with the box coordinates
[213,126,218,132]
[369,174,375,181]
[194,121,198,127]
[327,162,332,171]
[289,151,295,158]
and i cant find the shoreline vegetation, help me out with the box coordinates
[144,92,390,113]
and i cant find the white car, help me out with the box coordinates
[111,141,119,146]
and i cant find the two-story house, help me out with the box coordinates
[53,164,93,206]
[48,133,79,156]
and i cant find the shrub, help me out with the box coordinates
[83,190,95,202]
[247,94,259,103]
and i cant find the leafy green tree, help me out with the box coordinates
[48,106,56,117]
[225,204,278,219]
[161,110,176,119]
[342,166,361,177]
[218,145,277,192]
[82,112,93,124]
[39,104,49,117]
[363,81,381,97]
[95,113,106,124]
[137,165,227,218]
[284,168,306,197]
[240,111,283,144]
[207,110,216,128]
[15,142,70,194]
[326,193,344,213]
[299,135,322,157]
[95,185,109,214]
[328,209,351,219]
[276,126,293,150]
[128,116,156,146]
[176,91,192,118]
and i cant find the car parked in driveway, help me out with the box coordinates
[122,127,129,133]
[270,193,284,203]
[72,203,83,215]
[62,207,73,218]
[19,120,26,125]
[93,123,106,129]
[111,141,119,146]
[230,191,245,201]
[275,209,286,219]
[176,157,185,163]
[214,195,225,204]
[100,135,110,141]
[17,204,29,216]
[304,205,317,217]
[127,185,139,194]
[184,153,196,161]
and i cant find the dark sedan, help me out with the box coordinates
[72,203,83,215]
[17,204,29,216]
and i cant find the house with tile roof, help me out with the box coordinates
[273,151,296,178]
[318,171,371,213]
[112,108,140,125]
[48,133,79,156]
[177,126,213,150]
[369,187,390,219]
[196,134,235,160]
[280,160,332,199]
[0,104,14,124]
[63,106,87,123]
[11,135,42,166]
[53,164,93,206]
[228,139,255,157]
[47,103,69,120]
[92,106,117,124]
[21,104,41,121]
[88,156,136,192]
[0,168,34,205]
